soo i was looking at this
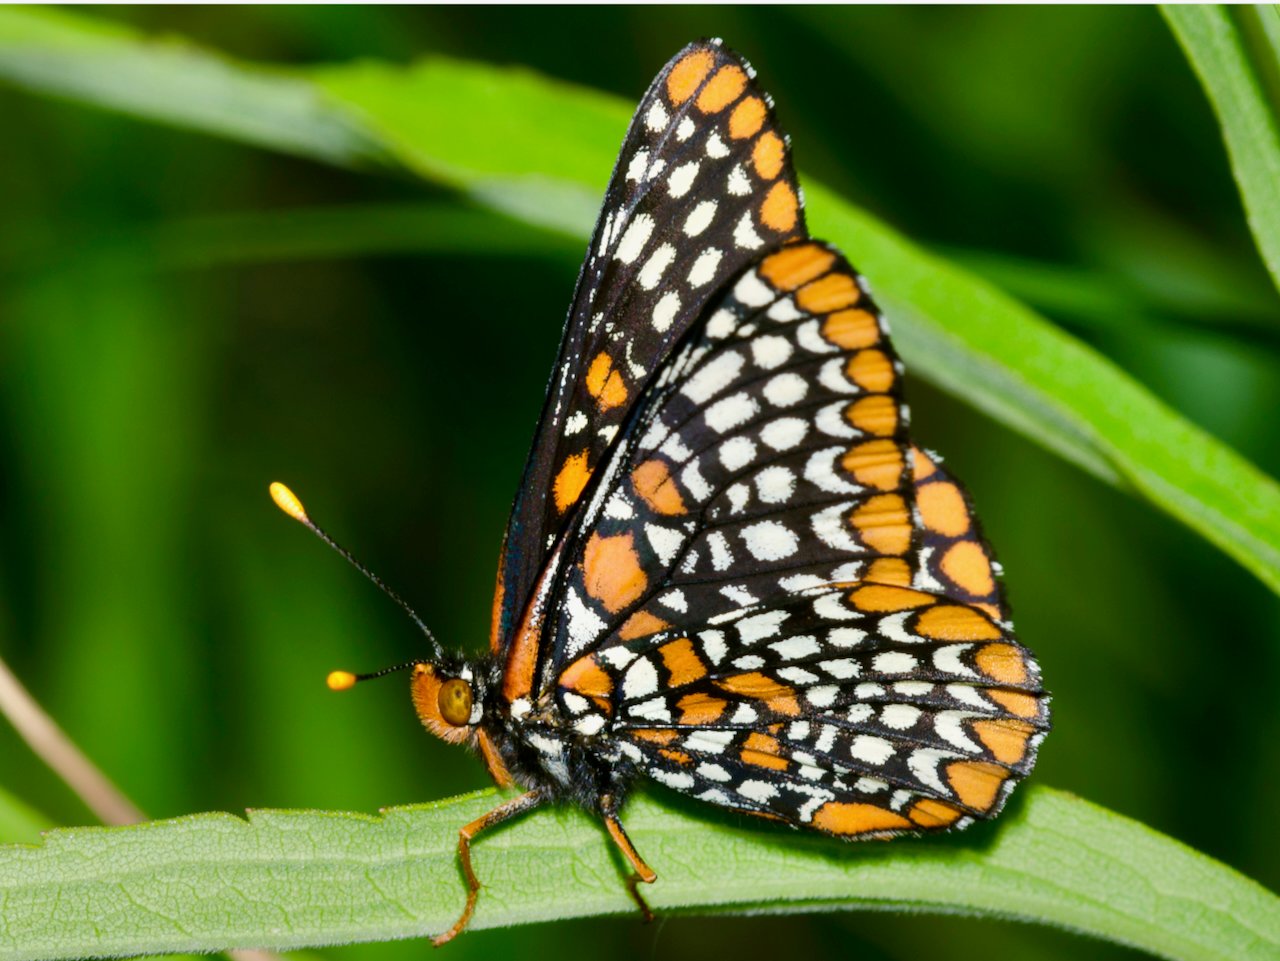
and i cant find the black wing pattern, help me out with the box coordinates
[493,41,805,659]
[497,41,1047,835]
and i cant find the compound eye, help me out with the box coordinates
[437,678,473,726]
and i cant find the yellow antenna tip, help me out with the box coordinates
[270,482,309,524]
[327,670,357,692]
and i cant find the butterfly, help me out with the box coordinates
[272,38,1049,946]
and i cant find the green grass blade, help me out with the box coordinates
[1,10,1280,597]
[0,8,380,168]
[0,787,1275,961]
[1164,5,1280,296]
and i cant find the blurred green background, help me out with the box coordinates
[1,6,1278,960]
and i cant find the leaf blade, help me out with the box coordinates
[0,787,1275,961]
[1163,4,1280,295]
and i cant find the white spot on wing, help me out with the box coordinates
[687,247,723,287]
[760,417,808,450]
[850,735,895,765]
[684,200,717,236]
[754,465,795,503]
[647,524,685,565]
[734,211,764,249]
[615,214,654,265]
[742,520,799,561]
[737,609,789,643]
[626,149,650,182]
[733,270,773,306]
[565,410,588,435]
[652,291,681,332]
[705,392,759,432]
[668,160,700,198]
[750,335,793,369]
[681,351,743,403]
[763,372,808,407]
[646,100,669,132]
[639,243,677,290]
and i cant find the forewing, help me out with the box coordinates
[494,40,806,653]
[558,583,1048,835]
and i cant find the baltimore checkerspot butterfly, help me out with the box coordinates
[271,39,1049,945]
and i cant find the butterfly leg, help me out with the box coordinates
[432,788,549,947]
[600,794,657,923]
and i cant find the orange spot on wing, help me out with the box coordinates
[916,481,970,537]
[632,459,687,515]
[676,691,727,725]
[946,760,1008,812]
[582,532,648,614]
[849,584,936,613]
[911,446,939,480]
[618,610,670,640]
[846,349,895,393]
[812,801,913,836]
[909,798,963,828]
[914,605,1003,642]
[759,243,835,291]
[865,557,913,586]
[585,351,627,411]
[716,672,801,716]
[974,642,1028,684]
[759,181,799,233]
[631,728,678,745]
[988,689,1041,719]
[559,654,613,699]
[850,493,912,555]
[696,64,747,112]
[842,439,905,491]
[845,395,898,437]
[972,718,1034,764]
[667,49,715,104]
[752,130,785,179]
[660,748,693,765]
[553,449,591,514]
[741,732,789,771]
[659,637,707,687]
[729,96,766,138]
[940,541,995,597]
[822,308,880,349]
[797,272,860,312]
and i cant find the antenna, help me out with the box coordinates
[326,661,421,691]
[269,482,445,662]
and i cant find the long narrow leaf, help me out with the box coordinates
[1,787,1276,961]
[1164,5,1280,295]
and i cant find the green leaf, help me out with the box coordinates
[0,787,1275,961]
[2,8,1280,596]
[1164,5,1280,296]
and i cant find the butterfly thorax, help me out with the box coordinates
[410,653,639,811]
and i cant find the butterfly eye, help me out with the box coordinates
[437,678,473,727]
